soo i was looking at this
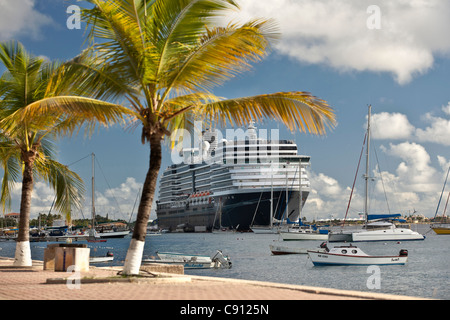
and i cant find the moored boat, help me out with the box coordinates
[270,243,326,255]
[351,220,425,242]
[307,242,408,266]
[431,224,450,235]
[280,226,329,241]
[90,251,114,263]
[329,106,425,242]
[142,250,232,269]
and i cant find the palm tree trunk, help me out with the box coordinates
[123,133,162,275]
[14,154,34,266]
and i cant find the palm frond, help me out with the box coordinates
[34,157,85,217]
[58,50,143,108]
[159,18,278,102]
[0,96,132,138]
[201,91,336,135]
[0,144,22,213]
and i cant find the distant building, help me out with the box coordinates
[5,213,20,222]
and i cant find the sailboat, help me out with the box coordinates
[251,169,280,234]
[431,166,450,235]
[88,153,130,241]
[279,163,329,240]
[332,106,425,242]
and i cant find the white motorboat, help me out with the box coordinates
[90,256,114,263]
[270,243,326,255]
[251,226,280,234]
[351,220,424,242]
[90,251,114,263]
[307,242,408,266]
[280,227,328,241]
[96,229,130,238]
[142,250,232,269]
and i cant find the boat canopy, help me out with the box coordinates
[367,214,406,223]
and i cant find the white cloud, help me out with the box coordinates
[230,0,450,84]
[384,142,436,190]
[84,177,143,221]
[0,0,53,41]
[415,103,450,145]
[371,112,415,140]
[442,102,450,116]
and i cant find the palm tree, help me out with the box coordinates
[74,0,336,274]
[0,41,130,266]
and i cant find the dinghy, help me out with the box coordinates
[269,243,326,255]
[90,251,114,263]
[142,250,232,269]
[307,242,408,266]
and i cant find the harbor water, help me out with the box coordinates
[0,224,448,299]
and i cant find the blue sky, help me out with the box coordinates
[1,0,450,222]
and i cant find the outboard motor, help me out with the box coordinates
[106,251,114,257]
[320,242,330,252]
[399,249,408,257]
[211,250,232,269]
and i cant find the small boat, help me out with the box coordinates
[307,242,408,266]
[251,226,280,234]
[142,250,232,269]
[269,243,326,255]
[431,224,450,235]
[90,251,114,263]
[351,220,425,242]
[97,229,130,238]
[279,227,329,241]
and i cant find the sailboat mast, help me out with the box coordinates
[364,105,372,225]
[299,160,302,223]
[92,152,96,230]
[270,171,273,229]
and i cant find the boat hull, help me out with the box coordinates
[141,259,215,269]
[432,227,450,235]
[97,230,130,238]
[328,232,353,242]
[142,251,231,269]
[351,229,425,242]
[251,226,280,234]
[157,190,309,231]
[270,244,326,255]
[280,230,328,241]
[307,251,408,266]
[90,257,114,263]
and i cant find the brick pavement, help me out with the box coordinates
[0,257,422,301]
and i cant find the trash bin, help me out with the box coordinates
[44,243,90,272]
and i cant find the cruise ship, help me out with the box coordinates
[156,123,311,232]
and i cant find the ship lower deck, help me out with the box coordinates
[156,190,309,231]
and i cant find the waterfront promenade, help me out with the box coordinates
[0,257,423,301]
